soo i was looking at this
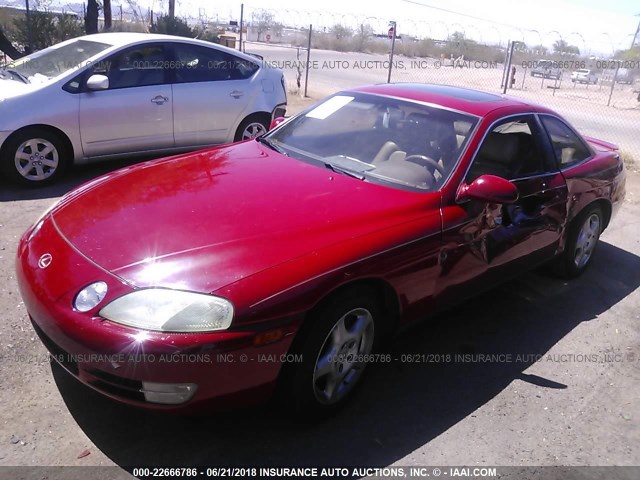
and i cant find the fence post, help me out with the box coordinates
[500,41,510,90]
[502,41,515,94]
[607,65,620,107]
[387,21,397,83]
[239,4,244,52]
[304,24,312,97]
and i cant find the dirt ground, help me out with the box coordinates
[0,95,639,479]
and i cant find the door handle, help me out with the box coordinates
[229,90,244,99]
[151,95,169,105]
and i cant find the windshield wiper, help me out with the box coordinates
[324,162,365,180]
[257,136,288,156]
[0,68,29,84]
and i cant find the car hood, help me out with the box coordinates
[52,141,436,294]
[0,78,41,99]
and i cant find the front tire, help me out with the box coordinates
[552,205,603,278]
[1,128,67,187]
[285,287,384,416]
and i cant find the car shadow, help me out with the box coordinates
[0,157,158,202]
[51,241,640,469]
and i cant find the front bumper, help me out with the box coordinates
[16,216,295,411]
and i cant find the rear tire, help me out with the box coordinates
[283,287,384,417]
[552,205,603,279]
[1,128,68,187]
[234,114,270,142]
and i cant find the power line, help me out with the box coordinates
[398,0,541,32]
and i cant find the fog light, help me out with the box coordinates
[141,382,197,405]
[74,282,108,312]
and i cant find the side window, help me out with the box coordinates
[172,44,259,83]
[91,45,167,89]
[466,116,548,182]
[540,116,591,168]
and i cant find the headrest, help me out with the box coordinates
[479,132,519,164]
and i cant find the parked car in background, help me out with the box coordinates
[615,68,636,85]
[17,84,625,415]
[0,33,287,186]
[571,69,598,84]
[530,60,562,80]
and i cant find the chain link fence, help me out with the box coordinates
[227,4,640,163]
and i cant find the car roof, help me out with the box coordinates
[73,32,261,65]
[350,83,549,117]
[76,32,187,46]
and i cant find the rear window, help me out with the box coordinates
[540,116,591,168]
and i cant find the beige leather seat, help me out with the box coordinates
[372,141,401,165]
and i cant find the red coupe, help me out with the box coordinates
[16,84,626,414]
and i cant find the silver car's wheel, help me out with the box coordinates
[14,137,60,182]
[312,308,374,405]
[573,213,601,269]
[2,128,67,187]
[234,115,270,142]
[241,122,267,140]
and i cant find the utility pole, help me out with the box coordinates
[168,0,175,20]
[631,14,640,50]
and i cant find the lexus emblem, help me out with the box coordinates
[38,253,53,269]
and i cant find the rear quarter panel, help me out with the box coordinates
[560,148,625,232]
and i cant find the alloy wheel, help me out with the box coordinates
[312,308,374,405]
[242,122,267,140]
[14,138,59,182]
[574,213,601,268]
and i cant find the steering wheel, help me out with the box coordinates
[404,154,445,176]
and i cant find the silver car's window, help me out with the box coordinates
[172,44,258,83]
[92,45,168,89]
[266,93,478,192]
[7,39,110,82]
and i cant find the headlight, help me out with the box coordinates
[99,288,234,333]
[74,281,108,312]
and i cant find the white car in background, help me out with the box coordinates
[0,33,287,186]
[570,69,598,84]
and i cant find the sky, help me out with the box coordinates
[153,0,639,53]
[2,0,637,53]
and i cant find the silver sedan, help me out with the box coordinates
[0,33,287,186]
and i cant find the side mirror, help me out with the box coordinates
[457,174,519,204]
[86,74,109,91]
[269,116,286,130]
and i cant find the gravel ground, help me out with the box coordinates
[0,95,638,479]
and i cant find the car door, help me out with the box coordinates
[437,114,568,300]
[78,43,174,157]
[169,42,260,146]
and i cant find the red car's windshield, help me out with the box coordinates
[265,92,478,191]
